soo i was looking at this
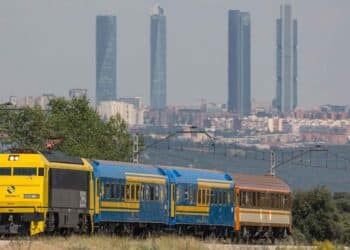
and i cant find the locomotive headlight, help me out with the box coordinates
[24,194,40,199]
[8,155,19,161]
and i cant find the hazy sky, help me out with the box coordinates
[1,0,349,108]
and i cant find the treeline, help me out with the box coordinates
[0,98,133,161]
[292,187,350,245]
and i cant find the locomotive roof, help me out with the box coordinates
[41,151,84,165]
[232,173,291,193]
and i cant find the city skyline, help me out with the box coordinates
[228,10,251,116]
[150,5,167,110]
[0,1,349,108]
[96,15,117,105]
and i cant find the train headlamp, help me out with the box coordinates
[8,155,19,161]
[24,194,40,199]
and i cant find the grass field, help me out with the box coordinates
[2,235,209,250]
[1,236,348,250]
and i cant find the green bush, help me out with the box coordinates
[292,187,350,245]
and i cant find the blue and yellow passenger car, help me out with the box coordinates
[92,160,170,233]
[164,167,234,236]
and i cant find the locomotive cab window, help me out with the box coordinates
[0,167,11,175]
[38,168,44,176]
[13,167,37,176]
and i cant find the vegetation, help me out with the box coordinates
[292,187,350,246]
[3,235,208,250]
[0,98,133,161]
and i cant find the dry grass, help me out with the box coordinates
[2,236,348,250]
[2,235,209,250]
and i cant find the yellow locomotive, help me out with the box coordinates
[0,149,94,235]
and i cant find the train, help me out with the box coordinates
[0,149,291,242]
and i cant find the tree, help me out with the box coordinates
[0,106,48,150]
[292,187,343,242]
[0,98,133,161]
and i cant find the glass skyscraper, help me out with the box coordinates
[150,5,166,110]
[228,10,251,117]
[96,15,117,105]
[275,4,298,113]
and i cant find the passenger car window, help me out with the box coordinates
[105,183,111,198]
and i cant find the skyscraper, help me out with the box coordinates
[150,5,166,110]
[96,16,117,105]
[275,4,298,113]
[228,10,251,117]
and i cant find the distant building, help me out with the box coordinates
[299,125,348,144]
[268,117,291,133]
[228,10,251,117]
[97,101,143,126]
[150,5,167,110]
[275,4,298,113]
[144,109,169,127]
[9,96,17,106]
[35,94,55,110]
[96,15,117,106]
[69,88,87,99]
[119,97,142,109]
[232,117,242,131]
[268,117,280,133]
[9,94,55,110]
[320,105,347,113]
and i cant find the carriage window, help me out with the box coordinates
[240,191,245,206]
[183,187,189,200]
[222,191,227,204]
[13,168,36,176]
[125,184,131,200]
[116,184,124,200]
[197,188,210,205]
[198,189,202,204]
[110,184,115,198]
[143,185,150,200]
[132,185,136,200]
[238,191,290,209]
[136,185,140,200]
[141,184,160,201]
[0,167,11,176]
[206,189,211,204]
[211,190,216,204]
[154,185,160,201]
[227,191,231,203]
[282,194,289,209]
[105,183,111,198]
[150,185,155,200]
[124,183,140,201]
